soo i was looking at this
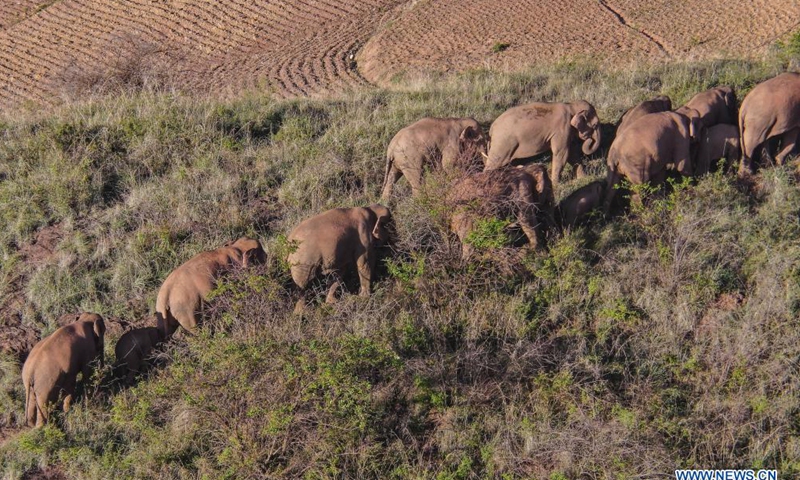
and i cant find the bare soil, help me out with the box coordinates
[0,0,798,110]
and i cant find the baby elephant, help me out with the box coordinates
[114,326,163,385]
[288,205,393,310]
[694,124,741,175]
[156,237,266,338]
[557,180,605,227]
[381,117,487,199]
[447,164,555,258]
[21,313,106,426]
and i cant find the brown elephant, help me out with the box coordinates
[156,237,266,338]
[616,96,672,135]
[738,73,800,175]
[604,109,702,214]
[381,117,487,199]
[288,205,393,310]
[694,124,740,176]
[557,180,605,227]
[675,86,737,128]
[114,326,163,386]
[484,100,602,186]
[21,313,106,426]
[447,164,555,258]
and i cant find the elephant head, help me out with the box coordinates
[720,86,738,125]
[570,104,601,155]
[518,163,556,229]
[459,125,488,156]
[230,237,267,267]
[367,204,394,245]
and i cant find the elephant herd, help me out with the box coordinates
[18,72,800,427]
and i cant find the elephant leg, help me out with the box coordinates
[451,212,474,259]
[34,392,49,427]
[776,128,799,166]
[603,168,620,216]
[404,164,424,196]
[172,306,199,335]
[355,252,374,297]
[517,204,543,250]
[550,144,570,188]
[381,164,402,200]
[325,278,342,304]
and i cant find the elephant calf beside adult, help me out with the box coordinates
[381,117,487,199]
[114,325,163,386]
[447,164,555,258]
[22,313,106,426]
[156,237,266,338]
[604,109,702,214]
[483,100,602,187]
[288,205,394,311]
[738,72,800,175]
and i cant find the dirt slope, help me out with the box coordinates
[0,0,798,110]
[360,0,800,85]
[0,0,405,109]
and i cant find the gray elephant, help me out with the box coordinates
[675,86,737,128]
[738,73,800,175]
[447,164,555,258]
[381,117,487,199]
[484,101,602,186]
[21,313,106,426]
[616,96,672,135]
[557,180,605,227]
[694,124,740,176]
[604,109,702,214]
[288,205,393,310]
[156,237,266,338]
[114,325,163,386]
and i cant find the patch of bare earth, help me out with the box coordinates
[359,0,800,85]
[0,0,405,109]
[0,224,63,362]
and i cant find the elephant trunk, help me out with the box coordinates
[582,127,601,155]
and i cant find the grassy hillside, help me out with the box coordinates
[1,56,800,479]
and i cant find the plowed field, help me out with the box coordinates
[0,0,798,109]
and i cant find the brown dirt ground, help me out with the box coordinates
[0,0,798,110]
[360,0,800,85]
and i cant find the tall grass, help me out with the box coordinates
[1,57,799,479]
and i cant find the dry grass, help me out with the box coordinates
[1,58,799,479]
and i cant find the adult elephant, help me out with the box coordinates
[604,109,702,214]
[447,163,555,258]
[381,117,487,199]
[616,96,672,135]
[738,73,800,175]
[675,86,737,128]
[156,237,266,338]
[288,205,393,310]
[21,313,106,426]
[484,100,602,186]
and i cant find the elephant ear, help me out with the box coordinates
[242,243,266,268]
[570,111,592,140]
[460,126,476,140]
[371,210,392,244]
[93,316,106,340]
[686,109,703,142]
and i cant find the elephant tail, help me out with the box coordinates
[25,377,37,426]
[381,152,394,193]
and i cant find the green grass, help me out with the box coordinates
[2,57,800,479]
